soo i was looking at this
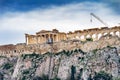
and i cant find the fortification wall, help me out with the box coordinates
[0,26,120,57]
[0,34,120,57]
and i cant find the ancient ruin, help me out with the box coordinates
[68,26,120,41]
[25,29,66,45]
[25,26,120,45]
[0,26,120,57]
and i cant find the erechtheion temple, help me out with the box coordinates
[25,26,120,45]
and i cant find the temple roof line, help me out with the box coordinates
[26,26,120,36]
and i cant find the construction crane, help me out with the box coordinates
[90,13,109,27]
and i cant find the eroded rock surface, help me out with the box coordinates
[0,46,120,80]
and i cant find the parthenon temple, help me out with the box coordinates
[25,26,120,45]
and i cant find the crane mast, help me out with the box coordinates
[90,13,109,27]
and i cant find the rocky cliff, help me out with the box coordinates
[0,35,120,80]
[0,45,120,80]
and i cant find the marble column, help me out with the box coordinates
[25,34,28,45]
[36,36,38,44]
[40,35,42,44]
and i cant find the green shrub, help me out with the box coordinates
[93,71,112,80]
[63,50,72,56]
[10,69,14,73]
[33,76,61,80]
[71,65,76,80]
[51,77,61,80]
[0,56,7,58]
[65,51,70,56]
[119,59,120,63]
[21,76,26,80]
[21,54,28,59]
[41,74,49,80]
[112,77,120,80]
[71,50,73,54]
[78,49,85,54]
[63,50,66,53]
[93,49,98,54]
[88,74,92,80]
[77,68,83,80]
[86,38,93,41]
[107,46,113,48]
[55,49,85,56]
[21,53,40,60]
[3,63,13,70]
[74,49,78,53]
[33,76,43,80]
[105,55,111,65]
[81,57,84,61]
[22,70,30,74]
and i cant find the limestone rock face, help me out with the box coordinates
[0,46,120,80]
[0,56,17,80]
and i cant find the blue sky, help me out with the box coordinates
[0,0,120,45]
[0,0,96,10]
[0,0,120,14]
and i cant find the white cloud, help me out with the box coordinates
[0,2,120,45]
[104,0,120,3]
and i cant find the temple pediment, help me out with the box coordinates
[36,30,51,34]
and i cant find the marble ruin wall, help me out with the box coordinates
[0,26,120,57]
[68,26,120,41]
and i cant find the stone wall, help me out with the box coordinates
[0,34,120,57]
[0,26,120,57]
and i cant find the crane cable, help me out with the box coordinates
[90,13,92,23]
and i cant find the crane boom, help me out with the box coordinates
[90,13,109,27]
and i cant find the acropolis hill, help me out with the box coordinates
[0,26,120,57]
